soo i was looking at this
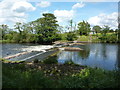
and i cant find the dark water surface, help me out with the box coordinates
[1,43,120,70]
[57,43,120,70]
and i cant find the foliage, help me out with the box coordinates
[0,13,119,43]
[101,25,110,36]
[77,21,91,36]
[0,24,9,40]
[99,34,118,43]
[2,63,120,88]
[118,29,120,43]
[59,68,119,88]
[33,13,61,44]
[0,13,61,44]
[66,32,77,41]
[92,25,101,35]
[2,63,54,88]
[64,60,75,65]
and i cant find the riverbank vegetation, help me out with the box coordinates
[0,13,120,44]
[2,59,120,88]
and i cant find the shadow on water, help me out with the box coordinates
[78,49,90,60]
[57,43,120,70]
[102,44,107,58]
[117,45,120,70]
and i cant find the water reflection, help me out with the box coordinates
[1,43,120,70]
[102,44,107,58]
[117,45,120,70]
[78,50,90,60]
[57,43,119,70]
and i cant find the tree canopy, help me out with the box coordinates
[77,21,91,36]
[33,13,60,44]
[93,25,101,34]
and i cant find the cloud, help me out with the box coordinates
[72,2,85,9]
[12,0,119,2]
[88,12,118,29]
[0,0,35,26]
[53,2,85,24]
[12,1,35,13]
[54,10,75,23]
[36,1,51,8]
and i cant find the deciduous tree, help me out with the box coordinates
[77,21,91,36]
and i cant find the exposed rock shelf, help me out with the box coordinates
[59,47,83,51]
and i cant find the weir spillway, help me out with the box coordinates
[2,42,84,62]
[2,45,58,62]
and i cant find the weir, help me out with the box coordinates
[3,42,84,62]
[20,49,59,62]
[3,48,59,62]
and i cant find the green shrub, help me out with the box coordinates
[64,60,75,65]
[99,34,118,43]
[66,32,77,41]
[106,34,117,43]
[58,68,119,88]
[2,63,54,88]
[2,63,120,88]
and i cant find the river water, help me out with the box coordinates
[57,43,120,70]
[1,43,120,70]
[1,43,53,61]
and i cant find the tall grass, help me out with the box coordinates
[2,63,55,88]
[2,63,120,88]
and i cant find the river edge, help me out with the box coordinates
[2,60,120,88]
[1,44,120,88]
[0,42,119,70]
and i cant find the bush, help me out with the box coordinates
[99,34,118,43]
[64,60,76,65]
[106,34,117,43]
[2,63,120,88]
[2,63,54,88]
[66,32,77,41]
[58,68,119,88]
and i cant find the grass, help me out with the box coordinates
[2,60,120,88]
[0,58,25,63]
[77,35,100,42]
[0,40,16,43]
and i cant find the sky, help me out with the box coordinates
[0,0,119,30]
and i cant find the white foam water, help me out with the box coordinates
[13,45,54,52]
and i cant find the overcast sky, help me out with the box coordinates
[0,0,118,29]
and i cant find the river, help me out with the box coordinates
[1,43,120,70]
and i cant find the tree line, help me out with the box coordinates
[0,13,120,44]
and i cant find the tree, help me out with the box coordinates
[0,24,9,40]
[5,31,18,42]
[118,16,120,42]
[77,21,91,36]
[33,13,60,44]
[101,25,110,36]
[14,22,23,34]
[93,25,101,36]
[69,19,73,32]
